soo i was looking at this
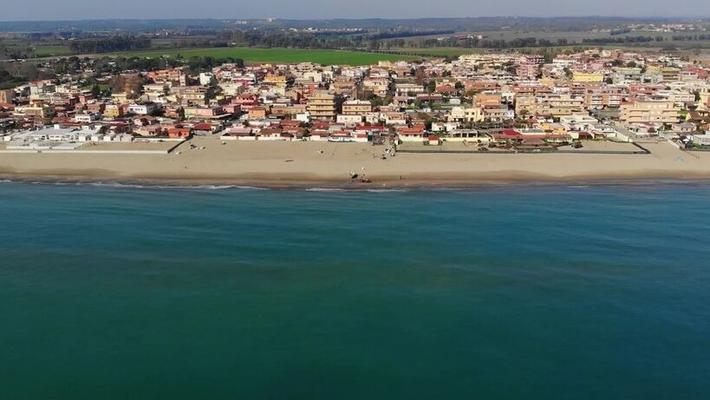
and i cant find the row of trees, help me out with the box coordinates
[582,36,658,45]
[0,44,32,60]
[417,37,570,49]
[69,36,152,54]
[56,55,243,77]
[0,61,52,89]
[0,68,26,90]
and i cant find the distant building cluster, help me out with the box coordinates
[1,48,709,150]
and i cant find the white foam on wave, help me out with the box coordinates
[365,188,409,193]
[305,187,346,192]
[305,187,411,193]
[86,182,269,191]
[2,180,269,191]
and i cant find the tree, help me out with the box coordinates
[90,84,101,98]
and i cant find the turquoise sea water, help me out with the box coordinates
[1,181,709,399]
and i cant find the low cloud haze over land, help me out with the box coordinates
[1,0,708,20]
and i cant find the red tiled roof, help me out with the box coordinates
[500,129,522,137]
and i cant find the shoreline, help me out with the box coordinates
[5,170,710,190]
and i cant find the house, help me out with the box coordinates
[260,128,288,141]
[672,122,697,133]
[336,114,363,125]
[248,107,267,120]
[74,113,97,124]
[221,127,255,141]
[691,133,710,146]
[491,129,523,144]
[426,135,441,146]
[397,126,426,142]
[308,130,329,141]
[444,130,490,143]
[449,106,484,123]
[167,127,191,139]
[431,122,460,132]
[184,106,227,120]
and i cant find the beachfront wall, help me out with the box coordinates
[259,135,292,141]
[220,135,257,141]
[444,136,491,143]
[398,134,425,142]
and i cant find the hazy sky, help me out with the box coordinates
[1,0,708,20]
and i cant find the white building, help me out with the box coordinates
[128,103,159,115]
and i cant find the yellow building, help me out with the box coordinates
[449,106,484,123]
[111,92,129,105]
[573,71,605,83]
[307,91,337,121]
[538,77,556,87]
[104,104,124,118]
[536,94,585,117]
[264,74,287,86]
[342,100,372,116]
[620,99,679,124]
[14,105,54,119]
[515,95,537,116]
[473,93,502,107]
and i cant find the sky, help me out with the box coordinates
[1,0,708,21]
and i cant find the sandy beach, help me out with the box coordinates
[2,138,710,187]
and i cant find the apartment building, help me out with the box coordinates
[573,71,605,83]
[473,93,503,108]
[307,91,337,121]
[515,95,537,116]
[341,100,372,115]
[395,83,424,97]
[583,87,625,109]
[0,89,15,103]
[537,93,585,117]
[13,105,54,120]
[363,78,390,97]
[620,98,679,124]
[148,68,188,86]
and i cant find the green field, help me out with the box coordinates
[33,45,72,57]
[111,47,419,65]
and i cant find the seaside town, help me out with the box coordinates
[2,47,710,183]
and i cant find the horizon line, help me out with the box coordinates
[1,16,709,23]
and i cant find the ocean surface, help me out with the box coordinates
[1,180,709,399]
